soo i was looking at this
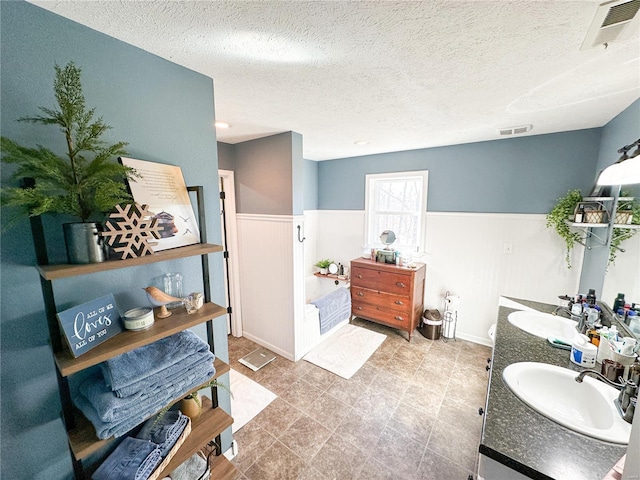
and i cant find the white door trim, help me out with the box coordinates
[219,169,243,337]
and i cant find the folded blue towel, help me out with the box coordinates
[113,347,214,398]
[76,361,214,439]
[311,287,351,334]
[101,330,211,393]
[79,357,214,424]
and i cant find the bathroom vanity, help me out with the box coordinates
[479,297,628,480]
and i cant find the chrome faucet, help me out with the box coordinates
[553,306,588,334]
[576,370,638,423]
[552,306,573,317]
[575,369,625,388]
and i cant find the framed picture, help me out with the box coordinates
[119,157,200,251]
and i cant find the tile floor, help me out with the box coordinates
[228,318,492,480]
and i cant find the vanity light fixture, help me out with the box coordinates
[596,138,640,185]
[214,121,231,129]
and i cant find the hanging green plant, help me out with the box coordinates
[546,189,583,268]
[609,194,640,265]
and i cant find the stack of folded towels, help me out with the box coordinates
[75,330,215,439]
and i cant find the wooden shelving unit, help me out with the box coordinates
[54,303,226,376]
[157,396,234,477]
[67,358,231,460]
[32,186,235,479]
[37,242,223,280]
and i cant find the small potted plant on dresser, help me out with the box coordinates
[315,259,332,275]
[0,61,136,264]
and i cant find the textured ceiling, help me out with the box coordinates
[29,1,640,160]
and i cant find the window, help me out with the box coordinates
[364,171,428,253]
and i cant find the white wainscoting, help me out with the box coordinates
[307,210,585,345]
[236,214,299,360]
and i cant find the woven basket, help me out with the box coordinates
[584,210,607,224]
[614,211,633,225]
[148,417,192,480]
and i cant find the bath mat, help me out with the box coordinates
[303,324,386,379]
[230,368,276,432]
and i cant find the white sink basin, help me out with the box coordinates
[508,310,578,340]
[503,362,631,444]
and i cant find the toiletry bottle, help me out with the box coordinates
[610,325,618,341]
[575,205,584,223]
[597,327,611,363]
[586,289,596,306]
[613,293,626,313]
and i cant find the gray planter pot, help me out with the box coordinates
[63,222,106,264]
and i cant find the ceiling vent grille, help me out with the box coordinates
[499,125,532,136]
[581,0,640,50]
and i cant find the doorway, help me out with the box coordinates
[219,170,242,337]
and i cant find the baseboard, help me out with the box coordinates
[454,331,493,347]
[223,439,238,461]
[241,332,295,361]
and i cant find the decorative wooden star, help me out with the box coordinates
[101,203,160,259]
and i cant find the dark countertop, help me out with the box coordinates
[480,297,627,480]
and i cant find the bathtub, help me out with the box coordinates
[301,274,351,357]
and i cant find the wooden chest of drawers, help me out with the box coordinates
[350,258,426,341]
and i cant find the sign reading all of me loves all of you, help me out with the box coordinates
[57,294,124,357]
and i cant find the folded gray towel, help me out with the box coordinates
[170,452,209,480]
[101,331,211,394]
[311,287,351,334]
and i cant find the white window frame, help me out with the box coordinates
[364,170,428,253]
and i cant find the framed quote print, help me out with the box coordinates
[119,157,200,251]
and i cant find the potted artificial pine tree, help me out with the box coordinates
[1,62,136,263]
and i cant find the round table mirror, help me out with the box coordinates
[380,230,396,249]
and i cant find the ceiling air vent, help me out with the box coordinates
[580,0,640,50]
[499,125,532,136]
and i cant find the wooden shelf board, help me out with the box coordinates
[55,303,226,376]
[157,396,234,477]
[209,454,238,480]
[68,359,231,460]
[37,243,223,280]
[313,272,349,282]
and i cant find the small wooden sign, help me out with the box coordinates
[56,294,124,357]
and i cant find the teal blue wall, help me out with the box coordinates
[233,132,296,215]
[218,142,236,171]
[596,99,640,175]
[291,132,304,215]
[1,2,230,479]
[304,159,319,210]
[579,99,640,294]
[318,129,602,213]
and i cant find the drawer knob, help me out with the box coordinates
[356,274,363,279]
[396,282,406,288]
[357,292,364,297]
[395,316,403,321]
[355,306,362,311]
[395,300,404,305]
